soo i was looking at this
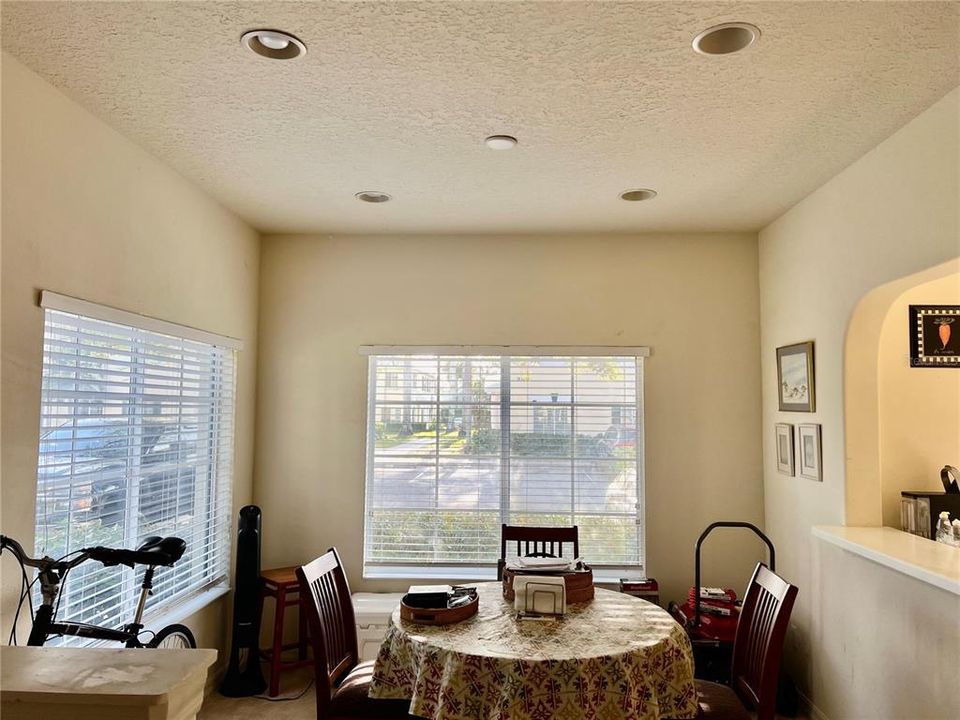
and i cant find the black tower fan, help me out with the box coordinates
[219,505,267,696]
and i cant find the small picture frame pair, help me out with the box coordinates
[776,423,821,481]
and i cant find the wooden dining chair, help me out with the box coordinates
[497,524,580,580]
[297,549,419,719]
[689,563,798,720]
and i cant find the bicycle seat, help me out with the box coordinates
[85,536,187,568]
[136,536,187,564]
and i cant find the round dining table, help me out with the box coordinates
[369,581,699,720]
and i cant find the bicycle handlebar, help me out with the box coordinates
[0,535,89,572]
[0,535,173,572]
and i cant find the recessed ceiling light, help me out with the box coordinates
[355,191,392,204]
[619,189,658,202]
[484,135,518,150]
[692,22,760,55]
[241,29,307,60]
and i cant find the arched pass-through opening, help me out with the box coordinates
[844,258,960,526]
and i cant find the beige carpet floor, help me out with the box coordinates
[199,668,316,720]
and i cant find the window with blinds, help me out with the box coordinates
[34,294,237,642]
[363,350,645,575]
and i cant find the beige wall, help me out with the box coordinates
[0,54,260,653]
[759,86,959,719]
[811,540,960,720]
[878,273,960,527]
[254,232,765,601]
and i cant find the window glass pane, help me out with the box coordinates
[375,357,436,403]
[373,406,436,455]
[510,459,572,514]
[510,405,570,457]
[364,352,643,570]
[34,309,235,644]
[438,458,500,510]
[370,455,437,509]
[509,357,571,403]
[575,514,641,566]
[574,358,636,403]
[439,357,501,403]
[437,405,500,456]
[575,459,637,513]
[575,407,637,457]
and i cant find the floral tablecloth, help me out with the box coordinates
[369,582,698,720]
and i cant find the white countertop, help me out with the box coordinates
[0,646,217,706]
[813,526,960,596]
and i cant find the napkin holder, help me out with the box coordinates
[503,565,594,604]
[513,575,566,617]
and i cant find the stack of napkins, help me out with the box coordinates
[513,574,566,617]
[507,556,580,573]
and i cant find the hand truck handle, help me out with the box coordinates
[693,521,775,629]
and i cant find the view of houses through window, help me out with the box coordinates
[363,352,645,573]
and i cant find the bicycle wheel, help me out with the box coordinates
[148,623,197,649]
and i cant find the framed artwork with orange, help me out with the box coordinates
[909,305,960,368]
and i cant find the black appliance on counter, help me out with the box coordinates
[900,491,960,539]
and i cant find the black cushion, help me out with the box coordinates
[329,661,420,719]
[693,679,751,720]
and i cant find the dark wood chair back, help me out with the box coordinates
[497,524,580,580]
[729,563,798,720]
[297,548,360,717]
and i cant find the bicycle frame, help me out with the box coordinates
[28,564,160,647]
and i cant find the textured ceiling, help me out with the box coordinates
[2,1,958,234]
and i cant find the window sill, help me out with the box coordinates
[76,583,230,649]
[363,566,644,586]
[365,566,497,582]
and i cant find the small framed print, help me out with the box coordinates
[798,424,822,482]
[776,341,815,412]
[775,423,795,476]
[909,305,960,367]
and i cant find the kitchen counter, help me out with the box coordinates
[813,525,960,595]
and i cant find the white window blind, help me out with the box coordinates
[34,297,237,641]
[363,351,645,574]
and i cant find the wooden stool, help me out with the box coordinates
[259,566,311,697]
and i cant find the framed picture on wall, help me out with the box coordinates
[909,305,960,367]
[776,341,816,412]
[798,424,822,482]
[775,423,795,476]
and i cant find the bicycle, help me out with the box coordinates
[1,533,197,648]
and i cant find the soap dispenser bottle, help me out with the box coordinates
[935,511,953,545]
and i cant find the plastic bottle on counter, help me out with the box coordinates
[952,519,960,547]
[935,511,954,545]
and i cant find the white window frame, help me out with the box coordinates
[360,345,649,581]
[33,292,241,640]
